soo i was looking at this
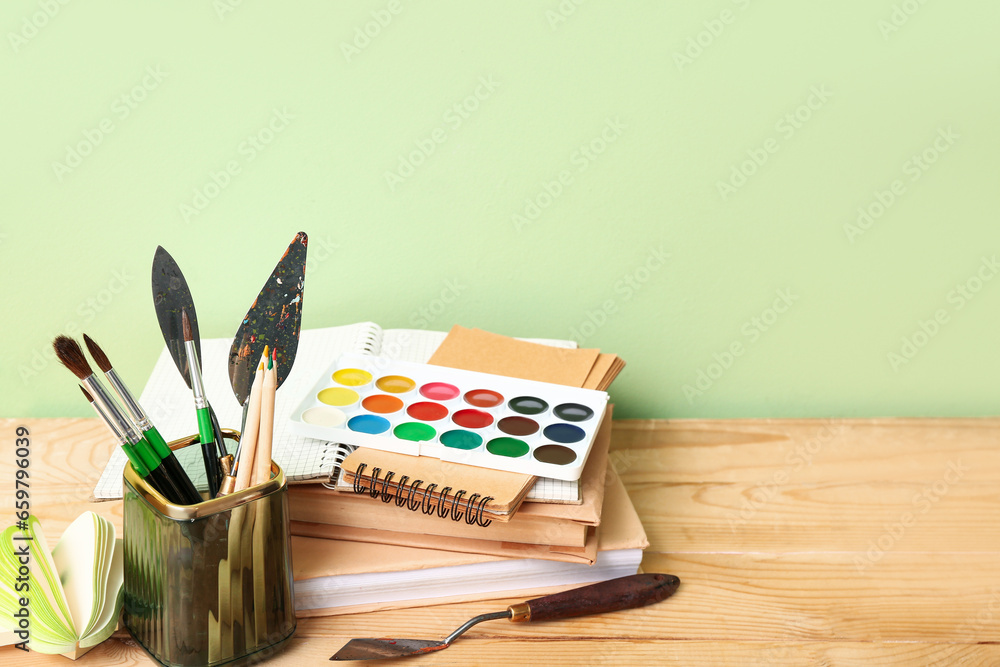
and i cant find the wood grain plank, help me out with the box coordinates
[636,552,1000,643]
[628,480,1000,552]
[5,639,1000,666]
[610,419,1000,484]
[289,551,1000,643]
[4,418,1000,666]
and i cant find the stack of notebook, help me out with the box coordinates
[287,326,649,614]
[102,321,647,616]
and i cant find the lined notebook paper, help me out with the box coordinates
[91,322,580,501]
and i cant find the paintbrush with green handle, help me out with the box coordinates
[182,309,222,498]
[83,334,203,505]
[54,336,192,505]
[78,386,182,502]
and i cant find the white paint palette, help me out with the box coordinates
[289,353,609,481]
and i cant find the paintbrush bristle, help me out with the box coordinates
[182,308,193,343]
[80,385,94,403]
[53,335,93,380]
[83,334,113,373]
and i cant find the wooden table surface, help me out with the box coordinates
[2,417,998,665]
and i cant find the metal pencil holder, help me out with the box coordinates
[122,430,296,667]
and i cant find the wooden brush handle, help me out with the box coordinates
[508,573,679,623]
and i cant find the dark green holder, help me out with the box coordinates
[122,430,296,666]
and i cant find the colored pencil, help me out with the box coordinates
[235,357,266,492]
[253,348,277,486]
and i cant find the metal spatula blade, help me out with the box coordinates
[228,231,308,406]
[331,573,680,661]
[332,637,454,660]
[151,245,229,465]
[152,245,200,388]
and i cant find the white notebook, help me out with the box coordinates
[295,547,641,614]
[91,322,580,501]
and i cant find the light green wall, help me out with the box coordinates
[3,1,998,420]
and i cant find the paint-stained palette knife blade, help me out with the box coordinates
[152,245,201,388]
[228,232,308,407]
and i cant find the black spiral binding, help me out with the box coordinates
[321,444,357,491]
[351,463,494,526]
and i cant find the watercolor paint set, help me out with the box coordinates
[289,353,609,480]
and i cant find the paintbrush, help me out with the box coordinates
[83,333,202,505]
[79,386,177,501]
[182,309,222,497]
[54,336,191,505]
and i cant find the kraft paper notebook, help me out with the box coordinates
[340,448,536,523]
[314,326,623,522]
[290,484,590,547]
[317,403,613,529]
[288,406,615,556]
[428,325,625,391]
[292,467,648,617]
[91,322,580,500]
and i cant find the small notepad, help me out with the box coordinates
[0,513,123,657]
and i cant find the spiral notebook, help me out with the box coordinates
[339,448,535,525]
[91,322,581,501]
